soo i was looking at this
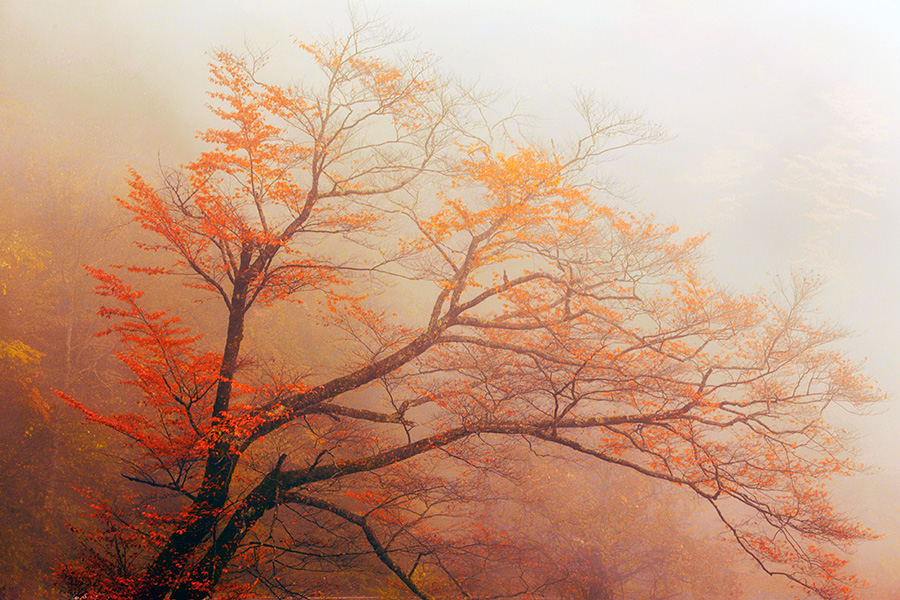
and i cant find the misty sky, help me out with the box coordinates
[4,0,900,593]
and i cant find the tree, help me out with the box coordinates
[58,21,880,600]
[0,105,129,600]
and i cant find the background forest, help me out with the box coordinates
[3,2,900,600]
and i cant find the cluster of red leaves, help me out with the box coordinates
[58,268,219,478]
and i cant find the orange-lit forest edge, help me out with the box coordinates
[0,18,883,600]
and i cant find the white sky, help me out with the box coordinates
[4,0,900,593]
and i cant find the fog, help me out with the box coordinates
[3,0,900,597]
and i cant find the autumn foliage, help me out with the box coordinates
[58,21,880,600]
